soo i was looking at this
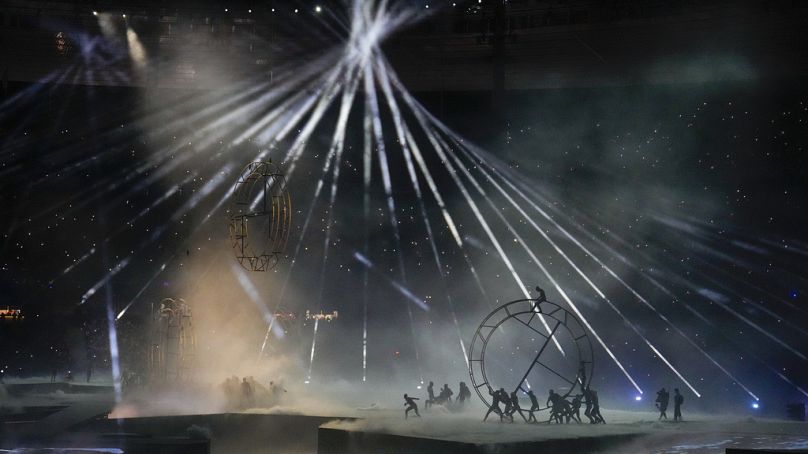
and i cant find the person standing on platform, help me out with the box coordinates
[673,388,684,421]
[426,381,435,409]
[656,388,669,420]
[590,388,605,424]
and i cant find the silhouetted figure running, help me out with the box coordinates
[426,381,435,409]
[590,388,605,424]
[404,394,421,419]
[656,388,669,420]
[527,390,540,423]
[483,386,504,422]
[673,388,684,421]
[509,391,528,422]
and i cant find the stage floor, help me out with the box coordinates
[2,383,807,453]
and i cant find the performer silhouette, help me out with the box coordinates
[404,394,421,419]
[483,386,505,422]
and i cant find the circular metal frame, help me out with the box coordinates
[468,287,594,411]
[228,161,292,271]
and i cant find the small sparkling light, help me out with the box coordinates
[92,10,98,16]
[248,9,252,13]
[634,395,642,401]
[121,14,126,18]
[294,8,299,13]
[315,5,322,12]
[752,402,760,409]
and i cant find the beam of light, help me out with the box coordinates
[363,62,425,385]
[540,214,764,401]
[374,64,470,367]
[258,73,363,359]
[578,206,808,364]
[441,138,701,397]
[115,262,167,320]
[377,63,564,356]
[384,70,656,391]
[306,319,320,383]
[645,219,808,322]
[53,174,192,283]
[102,245,123,405]
[125,27,147,70]
[371,66,489,302]
[451,153,693,396]
[646,270,801,399]
[361,66,374,383]
[647,273,798,399]
[232,56,342,145]
[79,257,131,304]
[230,262,284,339]
[353,252,429,311]
[80,163,234,305]
[304,71,360,382]
[695,288,807,361]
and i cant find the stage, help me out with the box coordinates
[3,383,808,453]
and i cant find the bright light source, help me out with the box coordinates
[121,14,126,18]
[634,395,642,401]
[271,8,275,12]
[416,385,422,389]
[248,9,252,13]
[752,402,760,409]
[224,8,228,12]
[92,10,98,16]
[425,4,429,8]
[294,8,299,13]
[315,5,322,13]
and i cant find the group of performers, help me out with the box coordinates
[423,381,472,410]
[482,385,604,424]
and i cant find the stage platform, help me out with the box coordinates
[3,385,807,454]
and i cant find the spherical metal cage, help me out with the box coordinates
[468,288,594,411]
[228,161,292,272]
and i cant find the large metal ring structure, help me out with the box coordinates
[228,161,292,271]
[468,286,594,412]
